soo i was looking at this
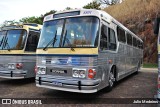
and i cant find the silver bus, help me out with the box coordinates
[0,24,42,79]
[35,9,143,93]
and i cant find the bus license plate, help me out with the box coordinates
[52,81,62,86]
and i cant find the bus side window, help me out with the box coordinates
[127,33,132,46]
[108,28,116,50]
[117,27,126,43]
[137,40,139,48]
[133,37,137,47]
[100,25,108,50]
[25,31,40,52]
[141,42,143,49]
[139,41,143,49]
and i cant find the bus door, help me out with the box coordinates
[25,29,40,52]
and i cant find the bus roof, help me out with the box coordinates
[44,9,101,22]
[44,9,142,42]
[1,23,42,31]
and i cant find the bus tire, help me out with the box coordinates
[106,66,116,92]
[135,62,140,74]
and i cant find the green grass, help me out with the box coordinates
[143,63,158,68]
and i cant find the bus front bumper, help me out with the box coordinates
[0,70,27,79]
[36,75,101,93]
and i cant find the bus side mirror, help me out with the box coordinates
[154,18,160,35]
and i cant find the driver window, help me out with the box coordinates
[100,24,108,50]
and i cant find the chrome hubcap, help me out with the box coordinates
[109,71,115,87]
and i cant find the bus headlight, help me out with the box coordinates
[72,68,86,78]
[8,64,15,70]
[79,70,86,78]
[72,69,79,78]
[37,66,46,75]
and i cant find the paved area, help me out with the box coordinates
[0,68,158,107]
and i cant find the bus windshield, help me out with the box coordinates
[3,29,27,50]
[38,16,99,48]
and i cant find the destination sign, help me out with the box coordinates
[53,11,80,18]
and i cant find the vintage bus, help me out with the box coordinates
[0,23,42,79]
[35,9,143,93]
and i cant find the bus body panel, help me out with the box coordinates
[35,43,143,93]
[0,54,36,79]
[35,55,102,93]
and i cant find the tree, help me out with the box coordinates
[43,10,56,17]
[40,10,57,22]
[83,1,101,10]
[99,0,122,5]
[0,20,18,27]
[19,16,43,25]
[65,7,72,10]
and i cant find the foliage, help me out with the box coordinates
[99,0,122,5]
[104,0,160,63]
[0,20,18,27]
[40,10,57,23]
[65,7,72,10]
[19,16,43,25]
[143,63,158,68]
[43,10,56,17]
[83,1,101,10]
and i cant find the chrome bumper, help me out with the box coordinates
[36,75,101,93]
[0,70,27,79]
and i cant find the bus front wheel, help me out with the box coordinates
[107,67,116,92]
[135,62,141,74]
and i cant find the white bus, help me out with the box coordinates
[35,9,143,93]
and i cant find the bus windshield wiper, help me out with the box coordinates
[0,36,4,47]
[43,30,57,51]
[5,42,10,51]
[63,30,75,51]
[3,37,10,51]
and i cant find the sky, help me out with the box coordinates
[0,0,93,24]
